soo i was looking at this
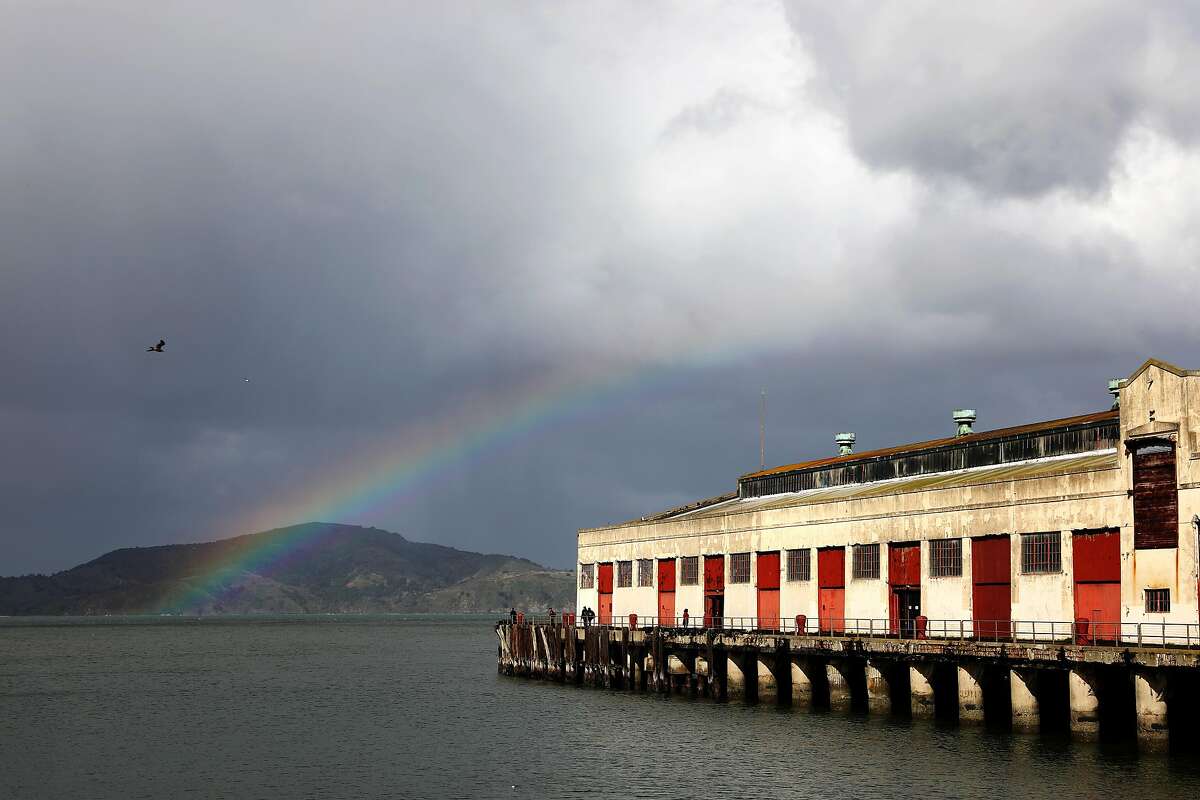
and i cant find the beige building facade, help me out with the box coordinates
[576,358,1200,645]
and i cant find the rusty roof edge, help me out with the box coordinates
[578,490,738,534]
[739,409,1119,482]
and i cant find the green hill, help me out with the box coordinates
[0,523,574,615]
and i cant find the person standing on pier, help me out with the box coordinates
[681,608,689,628]
[509,607,517,625]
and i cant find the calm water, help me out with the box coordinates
[2,615,1199,800]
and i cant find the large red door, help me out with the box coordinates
[756,551,780,631]
[703,555,725,628]
[1073,529,1120,643]
[818,547,845,633]
[657,558,676,625]
[597,562,613,625]
[972,536,1010,640]
[888,542,921,636]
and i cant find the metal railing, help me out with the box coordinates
[513,614,1200,649]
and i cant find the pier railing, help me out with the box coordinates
[521,614,1200,649]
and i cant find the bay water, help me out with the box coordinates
[3,615,1199,799]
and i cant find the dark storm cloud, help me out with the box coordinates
[2,2,1198,574]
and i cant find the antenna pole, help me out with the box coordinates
[760,389,766,469]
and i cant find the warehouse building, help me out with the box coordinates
[576,358,1200,645]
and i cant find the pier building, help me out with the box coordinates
[494,358,1200,751]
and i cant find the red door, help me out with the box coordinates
[818,547,845,633]
[703,555,725,628]
[1073,529,1120,643]
[972,536,1011,640]
[756,551,780,631]
[657,558,676,625]
[597,562,613,625]
[888,542,921,636]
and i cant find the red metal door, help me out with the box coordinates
[888,543,921,635]
[971,536,1010,640]
[597,562,613,626]
[657,558,676,625]
[1073,529,1121,643]
[703,555,724,628]
[818,547,845,633]
[756,551,780,631]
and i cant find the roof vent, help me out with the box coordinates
[953,409,976,437]
[835,432,855,456]
[1108,379,1121,409]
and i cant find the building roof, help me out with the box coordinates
[740,410,1118,481]
[666,449,1118,522]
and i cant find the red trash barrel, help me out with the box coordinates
[629,612,638,630]
[795,614,807,634]
[915,615,928,640]
[1075,617,1090,645]
[516,612,525,625]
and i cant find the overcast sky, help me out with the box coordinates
[3,1,1199,574]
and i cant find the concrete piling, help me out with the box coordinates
[957,665,986,725]
[1011,669,1040,733]
[1134,671,1169,753]
[865,661,893,715]
[1068,668,1101,741]
[910,664,936,719]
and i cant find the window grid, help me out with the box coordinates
[1146,588,1171,613]
[579,563,594,589]
[679,556,699,585]
[852,544,880,579]
[729,552,751,584]
[616,560,632,588]
[637,559,654,587]
[786,548,811,582]
[1021,532,1061,574]
[930,539,963,578]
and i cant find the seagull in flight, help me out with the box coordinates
[146,339,165,353]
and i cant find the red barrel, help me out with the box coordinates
[629,612,638,630]
[516,612,525,625]
[1075,617,1090,645]
[915,615,928,640]
[795,614,807,634]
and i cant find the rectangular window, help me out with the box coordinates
[930,539,963,578]
[1021,532,1061,574]
[1146,588,1171,613]
[680,556,699,585]
[637,559,653,587]
[852,543,880,579]
[729,552,751,584]
[617,560,632,588]
[1133,443,1178,549]
[579,563,594,589]
[786,548,811,582]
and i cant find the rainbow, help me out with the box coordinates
[159,360,685,611]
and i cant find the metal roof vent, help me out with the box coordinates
[835,432,855,456]
[1108,379,1121,409]
[953,409,976,437]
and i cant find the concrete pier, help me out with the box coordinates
[957,665,986,725]
[910,664,936,719]
[498,622,1200,751]
[1068,668,1101,741]
[1134,671,1169,752]
[1011,669,1040,733]
[826,661,852,712]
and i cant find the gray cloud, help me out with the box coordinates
[1,2,1198,574]
[784,1,1200,197]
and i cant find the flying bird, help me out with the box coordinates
[146,339,165,353]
